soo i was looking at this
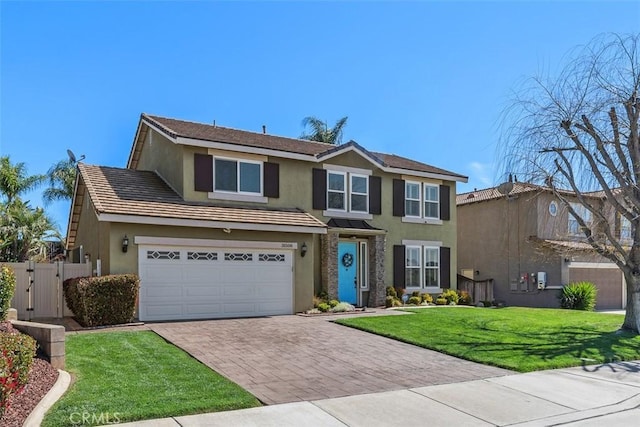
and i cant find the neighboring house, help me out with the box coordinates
[66,114,467,321]
[457,182,627,309]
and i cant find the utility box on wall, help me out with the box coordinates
[537,272,547,290]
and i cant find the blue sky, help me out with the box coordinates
[1,1,639,233]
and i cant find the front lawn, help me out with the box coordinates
[42,331,260,427]
[336,307,640,372]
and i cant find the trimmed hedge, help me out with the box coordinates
[63,274,140,327]
[0,325,37,418]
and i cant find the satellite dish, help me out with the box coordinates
[497,181,514,195]
[67,149,85,163]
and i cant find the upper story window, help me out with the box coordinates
[326,170,369,214]
[424,184,439,219]
[568,202,592,235]
[327,172,346,210]
[214,158,262,194]
[399,181,442,222]
[620,216,632,242]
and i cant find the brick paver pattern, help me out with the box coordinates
[150,315,511,405]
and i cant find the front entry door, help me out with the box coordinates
[338,242,358,304]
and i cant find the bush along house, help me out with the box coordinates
[66,114,467,321]
[457,182,627,310]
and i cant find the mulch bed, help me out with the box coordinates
[1,322,59,427]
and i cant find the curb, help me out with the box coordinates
[23,369,71,427]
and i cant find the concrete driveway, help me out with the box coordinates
[150,314,511,404]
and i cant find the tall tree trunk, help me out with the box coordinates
[622,271,640,333]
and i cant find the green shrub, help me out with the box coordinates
[559,281,597,311]
[317,290,329,300]
[435,297,447,305]
[481,300,492,307]
[385,296,395,308]
[457,290,472,305]
[0,329,37,418]
[328,299,340,308]
[386,286,397,298]
[64,274,140,327]
[0,265,16,321]
[408,296,422,305]
[421,293,433,304]
[411,291,421,297]
[441,289,459,305]
[317,302,330,312]
[312,295,324,308]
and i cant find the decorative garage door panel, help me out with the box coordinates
[138,246,293,321]
[568,267,624,310]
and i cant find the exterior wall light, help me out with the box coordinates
[300,242,308,257]
[122,235,129,253]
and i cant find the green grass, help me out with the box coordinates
[336,307,640,372]
[42,331,260,427]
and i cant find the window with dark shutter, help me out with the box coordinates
[194,153,213,192]
[263,162,280,198]
[440,185,450,221]
[393,179,405,217]
[440,247,451,288]
[312,168,327,210]
[393,245,406,290]
[369,175,381,215]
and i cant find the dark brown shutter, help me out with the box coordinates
[393,245,406,290]
[369,175,382,215]
[263,162,279,198]
[312,168,327,210]
[194,153,213,192]
[393,179,405,217]
[440,185,450,221]
[440,247,451,288]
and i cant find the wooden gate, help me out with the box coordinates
[5,261,92,320]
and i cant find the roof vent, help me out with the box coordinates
[467,194,475,199]
[262,125,266,134]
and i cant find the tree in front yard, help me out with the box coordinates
[501,33,640,332]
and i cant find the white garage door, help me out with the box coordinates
[138,245,293,321]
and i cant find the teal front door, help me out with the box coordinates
[338,242,358,304]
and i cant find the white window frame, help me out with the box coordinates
[213,157,263,196]
[423,246,440,288]
[424,184,440,219]
[403,242,441,291]
[620,216,632,242]
[350,173,369,213]
[568,202,591,236]
[405,181,422,218]
[405,245,423,290]
[327,171,347,212]
[359,241,369,290]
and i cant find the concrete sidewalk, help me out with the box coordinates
[111,361,640,427]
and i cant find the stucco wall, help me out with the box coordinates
[107,222,317,313]
[71,184,111,275]
[458,195,563,307]
[136,130,185,196]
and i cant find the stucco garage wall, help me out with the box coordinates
[107,222,317,313]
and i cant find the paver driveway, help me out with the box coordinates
[150,314,511,404]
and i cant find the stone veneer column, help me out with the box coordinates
[368,234,387,307]
[321,232,339,298]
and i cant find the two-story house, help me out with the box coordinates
[457,182,627,310]
[66,114,467,321]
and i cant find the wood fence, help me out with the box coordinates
[457,275,494,304]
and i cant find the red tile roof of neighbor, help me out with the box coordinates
[76,163,327,229]
[142,114,467,179]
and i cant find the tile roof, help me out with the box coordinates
[76,163,327,230]
[142,114,466,179]
[456,182,546,205]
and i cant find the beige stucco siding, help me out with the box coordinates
[137,130,185,196]
[107,222,316,313]
[72,184,111,274]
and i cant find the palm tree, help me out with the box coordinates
[300,116,349,145]
[43,159,77,205]
[0,200,57,262]
[0,156,45,204]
